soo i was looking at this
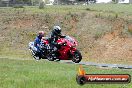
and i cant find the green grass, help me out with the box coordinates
[28,4,132,15]
[0,4,131,15]
[86,4,132,14]
[0,5,132,87]
[27,4,132,14]
[0,58,132,88]
[0,6,85,14]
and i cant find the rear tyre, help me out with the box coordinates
[72,50,82,63]
[47,53,55,61]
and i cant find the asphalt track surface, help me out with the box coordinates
[59,60,132,69]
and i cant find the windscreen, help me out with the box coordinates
[65,36,75,44]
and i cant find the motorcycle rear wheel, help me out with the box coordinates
[47,56,54,61]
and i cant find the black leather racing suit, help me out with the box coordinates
[48,30,63,49]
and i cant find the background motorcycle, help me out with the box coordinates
[28,42,47,60]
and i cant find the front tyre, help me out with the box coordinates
[30,49,41,60]
[72,50,82,63]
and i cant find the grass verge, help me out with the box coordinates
[0,58,132,88]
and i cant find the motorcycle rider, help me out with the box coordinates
[46,26,65,60]
[48,26,65,50]
[34,31,45,55]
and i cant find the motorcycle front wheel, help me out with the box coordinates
[30,49,41,60]
[72,50,82,63]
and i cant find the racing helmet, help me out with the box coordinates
[53,26,61,36]
[38,31,44,37]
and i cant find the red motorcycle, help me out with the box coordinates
[42,36,82,63]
